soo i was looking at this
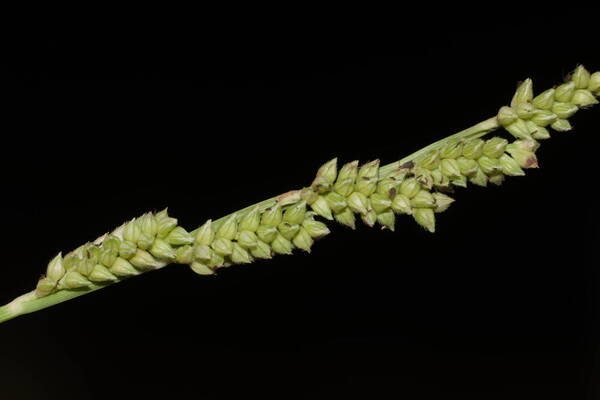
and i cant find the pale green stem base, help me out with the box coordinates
[0,116,500,324]
[0,287,104,323]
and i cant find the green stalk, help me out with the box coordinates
[0,116,500,324]
[4,64,599,324]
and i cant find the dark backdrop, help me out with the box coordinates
[1,9,598,400]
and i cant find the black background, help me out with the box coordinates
[1,8,599,400]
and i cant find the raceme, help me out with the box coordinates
[0,65,597,324]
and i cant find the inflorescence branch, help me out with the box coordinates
[1,66,598,324]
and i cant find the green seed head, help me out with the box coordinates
[109,257,140,277]
[512,138,539,152]
[99,248,117,268]
[157,216,178,239]
[77,257,95,276]
[193,244,213,263]
[190,262,215,275]
[237,230,258,249]
[88,264,118,282]
[256,225,278,243]
[419,150,440,170]
[510,78,533,106]
[432,192,454,213]
[283,201,307,225]
[451,175,468,188]
[360,209,377,227]
[552,102,578,119]
[532,89,555,110]
[483,137,508,159]
[271,233,294,255]
[399,178,421,198]
[238,207,261,232]
[440,159,461,179]
[462,139,485,159]
[261,204,283,227]
[149,238,176,261]
[175,245,194,264]
[130,249,164,270]
[211,238,234,257]
[250,240,273,259]
[370,193,392,214]
[195,219,215,246]
[571,65,591,89]
[46,253,66,282]
[413,208,435,233]
[103,235,121,254]
[357,160,380,180]
[137,233,154,250]
[60,271,93,289]
[334,161,358,196]
[386,167,408,182]
[551,118,573,132]
[278,222,300,241]
[333,178,355,198]
[15,66,600,320]
[391,194,412,214]
[499,154,525,176]
[414,168,433,190]
[571,89,598,107]
[165,226,194,246]
[515,102,535,120]
[506,143,539,168]
[376,178,399,197]
[432,167,447,186]
[155,208,169,221]
[206,252,225,269]
[86,246,100,264]
[530,124,551,140]
[497,106,518,127]
[334,207,356,229]
[376,210,396,231]
[292,228,314,252]
[231,243,253,264]
[123,220,142,243]
[216,214,238,240]
[302,219,330,238]
[309,196,333,220]
[456,157,479,176]
[312,158,338,192]
[469,167,488,187]
[337,160,359,182]
[554,82,576,102]
[35,277,57,298]
[439,141,463,159]
[410,190,436,208]
[355,160,380,196]
[488,173,505,186]
[478,156,502,175]
[138,213,158,237]
[504,119,533,140]
[119,240,137,259]
[347,191,370,214]
[325,192,348,213]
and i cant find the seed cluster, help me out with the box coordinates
[497,65,599,140]
[302,158,446,234]
[181,203,330,276]
[35,210,197,297]
[297,66,599,236]
[33,66,599,296]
